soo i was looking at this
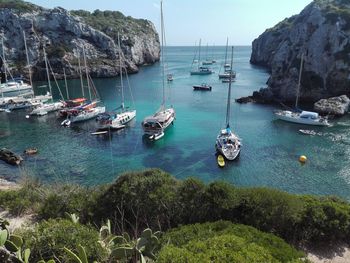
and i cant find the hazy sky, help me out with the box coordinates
[28,0,313,46]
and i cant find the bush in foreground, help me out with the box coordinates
[157,221,306,263]
[19,219,107,262]
[93,169,350,246]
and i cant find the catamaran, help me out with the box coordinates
[190,39,213,75]
[274,53,329,126]
[216,46,241,161]
[98,33,136,130]
[142,0,175,140]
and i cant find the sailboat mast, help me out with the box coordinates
[198,38,201,69]
[63,68,69,100]
[2,38,7,82]
[226,46,234,128]
[77,54,84,98]
[224,37,228,66]
[160,0,165,108]
[82,46,92,100]
[295,53,304,109]
[43,46,52,99]
[23,31,32,89]
[117,32,124,109]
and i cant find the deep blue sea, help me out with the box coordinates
[1,46,350,199]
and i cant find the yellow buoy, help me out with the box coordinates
[217,155,225,167]
[299,155,307,163]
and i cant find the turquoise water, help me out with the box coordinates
[1,46,350,199]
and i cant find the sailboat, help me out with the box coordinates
[98,33,136,130]
[142,0,175,140]
[30,44,65,116]
[61,48,105,125]
[202,43,213,65]
[0,38,33,98]
[218,38,236,80]
[190,39,213,75]
[215,46,241,161]
[0,32,52,111]
[274,53,329,126]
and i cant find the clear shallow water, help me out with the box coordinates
[1,46,350,199]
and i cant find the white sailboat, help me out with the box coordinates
[274,53,329,126]
[216,46,241,161]
[190,39,213,75]
[142,0,175,140]
[0,33,53,111]
[218,38,236,79]
[62,47,105,125]
[30,41,64,116]
[98,32,136,130]
[0,38,33,97]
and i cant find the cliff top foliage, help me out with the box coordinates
[0,0,42,13]
[71,9,156,44]
[158,221,306,263]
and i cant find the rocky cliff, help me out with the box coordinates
[0,0,160,80]
[250,0,350,103]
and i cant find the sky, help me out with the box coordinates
[27,0,313,46]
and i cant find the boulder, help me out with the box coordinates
[314,95,350,116]
[0,148,23,166]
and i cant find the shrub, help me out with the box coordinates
[158,221,305,263]
[37,184,106,223]
[0,180,41,216]
[91,169,350,247]
[20,219,107,262]
[93,169,179,235]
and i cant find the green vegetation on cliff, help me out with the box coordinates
[71,9,156,44]
[0,0,41,13]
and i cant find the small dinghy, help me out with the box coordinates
[24,148,38,155]
[61,119,71,127]
[149,132,164,141]
[193,83,212,91]
[91,131,108,135]
[299,129,317,135]
[0,148,23,165]
[217,155,225,167]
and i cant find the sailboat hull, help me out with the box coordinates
[68,106,106,123]
[274,111,329,126]
[99,110,136,130]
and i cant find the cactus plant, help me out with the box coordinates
[64,245,99,263]
[110,228,161,262]
[65,213,80,224]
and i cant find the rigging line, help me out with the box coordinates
[47,58,65,101]
[124,67,135,109]
[174,155,211,177]
[0,54,14,82]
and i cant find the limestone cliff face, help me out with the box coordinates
[250,0,350,103]
[0,1,160,80]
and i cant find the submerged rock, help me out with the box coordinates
[0,1,160,80]
[250,0,350,104]
[314,95,350,115]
